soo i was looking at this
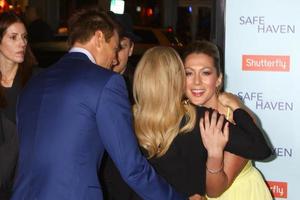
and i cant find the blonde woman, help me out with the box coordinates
[123,46,271,199]
[183,40,273,199]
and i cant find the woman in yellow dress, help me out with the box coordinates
[183,40,273,200]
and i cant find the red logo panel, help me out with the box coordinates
[242,55,290,72]
[267,181,288,198]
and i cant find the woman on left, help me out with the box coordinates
[0,12,37,199]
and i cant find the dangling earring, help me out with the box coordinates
[216,74,223,97]
[216,85,220,97]
[183,98,190,105]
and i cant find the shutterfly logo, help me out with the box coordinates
[267,181,288,198]
[242,55,290,72]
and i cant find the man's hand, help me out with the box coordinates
[189,194,206,200]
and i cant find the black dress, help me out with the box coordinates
[101,106,271,199]
[0,68,40,199]
[0,75,21,199]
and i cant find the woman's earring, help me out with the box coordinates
[216,86,220,96]
[183,99,190,105]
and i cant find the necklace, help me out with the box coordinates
[2,77,15,81]
[0,65,19,85]
[1,76,15,87]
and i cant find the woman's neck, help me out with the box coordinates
[0,59,19,87]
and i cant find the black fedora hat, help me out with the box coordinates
[109,12,141,42]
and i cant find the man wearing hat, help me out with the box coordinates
[111,13,140,75]
[109,12,141,104]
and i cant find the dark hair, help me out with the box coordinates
[182,40,221,76]
[0,12,22,40]
[0,12,36,108]
[67,9,121,46]
[108,12,141,42]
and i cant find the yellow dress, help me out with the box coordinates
[207,161,273,200]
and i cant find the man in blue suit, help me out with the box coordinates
[12,9,187,200]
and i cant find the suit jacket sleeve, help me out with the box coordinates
[224,108,272,160]
[96,74,186,200]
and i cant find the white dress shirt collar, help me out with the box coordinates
[69,47,96,64]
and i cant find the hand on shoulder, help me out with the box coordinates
[218,92,244,111]
[189,194,206,200]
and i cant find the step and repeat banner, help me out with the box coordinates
[225,0,299,199]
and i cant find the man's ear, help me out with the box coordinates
[94,30,105,48]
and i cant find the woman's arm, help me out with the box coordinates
[203,92,270,197]
[216,93,272,160]
[200,110,231,197]
[205,151,247,198]
[206,93,248,197]
[200,108,248,198]
[200,92,271,197]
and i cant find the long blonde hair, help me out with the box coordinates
[133,46,196,158]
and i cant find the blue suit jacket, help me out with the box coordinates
[12,52,186,200]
